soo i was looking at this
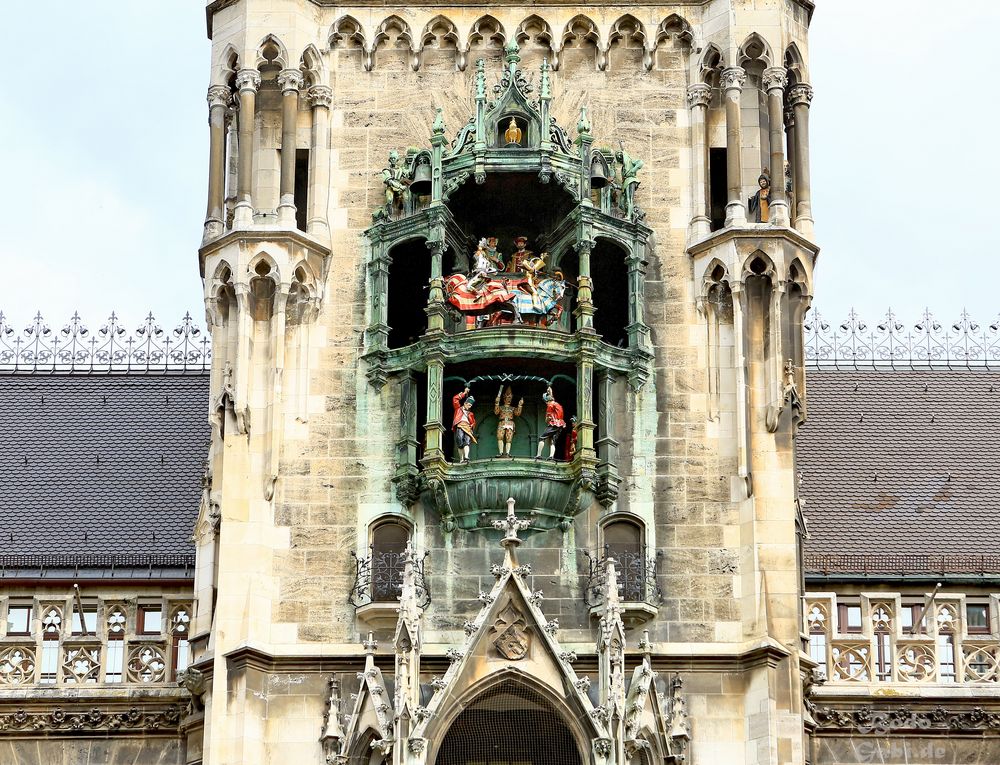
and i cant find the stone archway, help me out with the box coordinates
[434,680,584,765]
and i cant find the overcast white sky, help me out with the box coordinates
[0,1,996,332]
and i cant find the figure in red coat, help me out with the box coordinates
[535,385,566,461]
[452,387,477,463]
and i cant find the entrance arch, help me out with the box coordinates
[434,680,585,765]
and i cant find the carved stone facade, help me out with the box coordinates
[186,1,821,764]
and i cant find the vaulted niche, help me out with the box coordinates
[591,238,630,348]
[435,681,583,765]
[447,173,576,238]
[363,40,653,532]
[387,239,432,349]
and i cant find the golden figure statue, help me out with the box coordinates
[504,117,523,146]
[521,252,548,296]
[494,386,524,457]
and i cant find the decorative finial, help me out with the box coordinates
[363,632,378,654]
[504,39,521,66]
[577,106,591,138]
[540,59,551,100]
[432,107,446,136]
[493,497,530,546]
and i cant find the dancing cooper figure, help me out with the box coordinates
[452,387,477,464]
[535,386,566,461]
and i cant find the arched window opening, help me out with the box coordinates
[435,681,583,765]
[249,261,276,321]
[387,240,431,348]
[591,239,629,348]
[602,518,644,601]
[370,519,411,603]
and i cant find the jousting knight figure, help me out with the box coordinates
[494,386,524,457]
[535,385,566,461]
[452,387,477,463]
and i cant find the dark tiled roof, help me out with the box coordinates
[798,368,1000,574]
[0,373,210,564]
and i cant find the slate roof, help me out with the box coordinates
[0,373,210,575]
[798,368,1000,576]
[4,367,998,580]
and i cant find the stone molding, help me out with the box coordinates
[789,83,814,107]
[686,83,711,108]
[814,704,1000,734]
[0,704,185,735]
[719,66,746,92]
[277,68,304,93]
[307,85,333,108]
[761,67,788,92]
[234,68,261,93]
[206,84,231,108]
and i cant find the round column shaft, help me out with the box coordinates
[307,85,332,237]
[277,69,304,227]
[789,84,814,236]
[721,67,747,227]
[686,84,712,237]
[762,68,789,226]
[233,69,260,228]
[204,85,231,241]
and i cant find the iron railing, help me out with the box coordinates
[805,309,1000,369]
[0,312,210,373]
[349,546,430,609]
[583,546,662,607]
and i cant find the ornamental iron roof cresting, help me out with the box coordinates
[805,309,1000,369]
[0,312,211,373]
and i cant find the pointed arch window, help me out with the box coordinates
[435,681,583,765]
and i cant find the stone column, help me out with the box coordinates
[762,68,789,226]
[306,85,332,237]
[789,83,814,236]
[204,85,231,241]
[686,84,712,238]
[576,351,596,461]
[422,354,445,463]
[720,67,747,227]
[277,69,304,227]
[783,105,796,223]
[573,239,595,331]
[233,69,260,228]
[425,240,448,333]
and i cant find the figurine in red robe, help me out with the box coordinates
[535,386,566,461]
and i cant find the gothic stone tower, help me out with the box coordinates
[191,1,818,764]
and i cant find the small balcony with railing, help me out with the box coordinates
[584,545,662,626]
[349,543,430,629]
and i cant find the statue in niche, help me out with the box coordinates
[494,386,524,457]
[452,387,477,464]
[749,171,770,223]
[535,386,566,461]
[507,236,533,273]
[565,416,579,461]
[504,117,523,146]
[381,150,410,218]
[616,141,644,219]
